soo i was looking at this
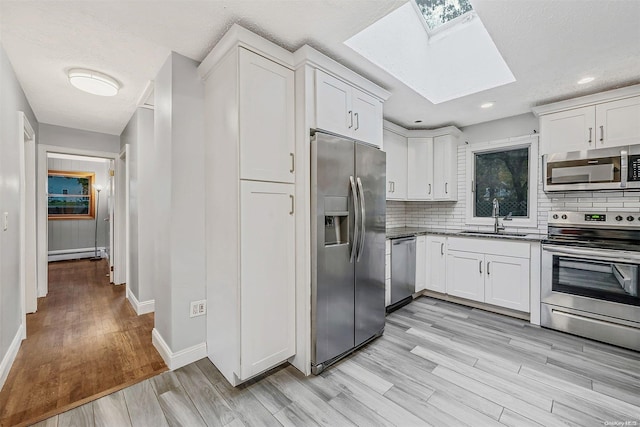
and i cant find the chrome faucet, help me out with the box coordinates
[493,198,505,233]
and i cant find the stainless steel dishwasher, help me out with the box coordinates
[389,236,416,312]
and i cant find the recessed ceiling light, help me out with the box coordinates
[414,120,423,123]
[577,76,595,85]
[68,68,120,96]
[480,102,494,109]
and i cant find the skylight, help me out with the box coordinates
[415,0,473,32]
[344,2,515,104]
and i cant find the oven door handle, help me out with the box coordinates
[543,244,640,263]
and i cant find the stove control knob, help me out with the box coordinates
[627,216,635,222]
[561,214,567,220]
[616,215,623,221]
[552,214,559,219]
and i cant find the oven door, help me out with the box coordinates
[542,244,640,323]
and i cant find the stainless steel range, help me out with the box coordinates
[541,211,640,351]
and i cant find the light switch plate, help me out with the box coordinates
[3,212,7,231]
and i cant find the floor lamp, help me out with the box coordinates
[91,184,103,261]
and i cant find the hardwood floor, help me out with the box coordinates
[0,259,167,427]
[31,296,640,426]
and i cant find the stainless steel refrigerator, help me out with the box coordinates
[311,131,386,374]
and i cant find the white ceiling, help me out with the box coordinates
[1,0,639,136]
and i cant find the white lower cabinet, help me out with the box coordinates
[444,237,531,312]
[239,181,296,380]
[425,236,446,293]
[484,254,530,312]
[415,236,427,292]
[446,251,485,302]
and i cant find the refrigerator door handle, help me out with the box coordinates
[356,176,366,262]
[350,175,360,263]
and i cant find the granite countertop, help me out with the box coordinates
[386,227,547,242]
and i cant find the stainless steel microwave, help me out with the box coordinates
[543,144,640,192]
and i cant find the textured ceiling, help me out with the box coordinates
[1,0,639,136]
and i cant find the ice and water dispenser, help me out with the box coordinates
[323,196,349,246]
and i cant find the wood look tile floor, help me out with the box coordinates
[0,259,167,427]
[31,297,640,427]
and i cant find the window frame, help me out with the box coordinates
[465,136,538,228]
[47,170,96,220]
[411,0,476,38]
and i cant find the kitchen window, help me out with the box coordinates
[466,136,538,228]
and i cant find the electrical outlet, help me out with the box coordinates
[190,300,207,318]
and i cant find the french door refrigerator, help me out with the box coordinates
[311,131,386,374]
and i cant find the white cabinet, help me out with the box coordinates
[536,90,640,154]
[446,238,530,311]
[239,49,295,183]
[240,181,295,379]
[415,236,427,292]
[540,106,595,154]
[407,137,433,200]
[446,250,485,302]
[384,121,460,201]
[200,29,296,386]
[432,135,457,201]
[484,254,530,312]
[425,236,446,293]
[315,69,383,147]
[596,96,640,148]
[384,129,408,200]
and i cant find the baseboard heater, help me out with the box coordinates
[48,247,106,262]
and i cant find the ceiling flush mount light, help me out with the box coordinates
[577,76,595,85]
[480,102,494,109]
[68,68,120,96]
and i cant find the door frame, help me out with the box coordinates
[36,145,120,297]
[114,145,129,286]
[18,112,37,336]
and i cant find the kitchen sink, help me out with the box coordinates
[459,230,529,237]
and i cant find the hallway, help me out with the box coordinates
[0,259,166,427]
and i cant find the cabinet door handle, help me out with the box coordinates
[354,112,359,131]
[391,181,395,192]
[289,195,294,215]
[290,153,295,173]
[600,125,604,143]
[445,182,448,194]
[588,127,592,144]
[487,261,490,275]
[348,110,353,129]
[428,183,432,195]
[440,243,444,255]
[388,181,393,193]
[479,260,482,274]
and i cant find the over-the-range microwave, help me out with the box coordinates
[543,144,640,192]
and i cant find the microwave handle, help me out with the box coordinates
[620,150,628,188]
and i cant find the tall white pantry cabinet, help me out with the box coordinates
[199,26,296,386]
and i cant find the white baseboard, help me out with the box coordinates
[48,247,106,262]
[152,328,206,370]
[126,288,155,315]
[0,323,25,391]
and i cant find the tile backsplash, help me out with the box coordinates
[387,145,640,233]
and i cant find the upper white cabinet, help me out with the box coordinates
[315,69,384,147]
[199,25,296,386]
[534,85,640,155]
[384,121,460,201]
[432,135,458,201]
[384,128,408,200]
[407,137,433,200]
[239,49,295,183]
[596,96,640,148]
